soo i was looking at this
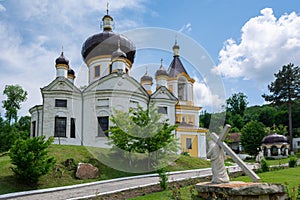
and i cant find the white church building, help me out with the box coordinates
[29,11,207,158]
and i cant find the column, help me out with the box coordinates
[278,148,281,156]
[267,148,271,157]
[285,148,289,156]
[198,132,207,159]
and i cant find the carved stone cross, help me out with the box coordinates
[210,124,260,183]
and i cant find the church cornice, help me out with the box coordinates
[176,104,202,111]
[168,72,195,83]
[176,127,207,133]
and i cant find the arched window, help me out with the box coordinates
[178,76,187,100]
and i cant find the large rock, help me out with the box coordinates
[196,181,287,199]
[75,163,99,179]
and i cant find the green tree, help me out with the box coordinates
[108,104,178,169]
[262,63,300,151]
[227,113,244,131]
[199,110,211,128]
[16,116,31,134]
[226,92,248,116]
[258,106,277,127]
[9,136,55,184]
[241,121,266,156]
[2,85,27,124]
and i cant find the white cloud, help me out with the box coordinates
[212,8,300,83]
[193,78,225,112]
[179,22,192,33]
[0,0,148,116]
[0,3,6,12]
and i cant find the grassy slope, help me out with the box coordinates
[0,144,210,195]
[130,167,300,200]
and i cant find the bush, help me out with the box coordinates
[288,157,298,168]
[260,158,270,172]
[9,136,56,184]
[158,168,168,190]
[181,151,190,156]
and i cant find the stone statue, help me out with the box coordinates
[207,139,230,183]
[255,150,264,163]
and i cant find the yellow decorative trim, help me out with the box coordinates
[141,80,153,85]
[176,104,202,111]
[168,72,195,83]
[177,127,207,133]
[146,90,152,95]
[86,55,111,66]
[56,64,69,70]
[87,55,133,67]
[155,75,168,79]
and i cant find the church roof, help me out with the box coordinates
[55,51,69,65]
[155,65,168,77]
[140,72,153,82]
[167,56,189,78]
[261,133,288,145]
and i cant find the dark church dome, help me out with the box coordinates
[155,66,168,77]
[68,69,75,76]
[56,51,69,65]
[261,133,288,144]
[81,32,135,63]
[141,71,153,82]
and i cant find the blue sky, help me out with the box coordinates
[1,0,300,116]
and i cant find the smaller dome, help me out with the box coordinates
[56,51,69,65]
[111,41,127,61]
[141,71,153,82]
[261,133,288,145]
[155,65,168,77]
[172,40,180,57]
[68,69,75,76]
[102,14,113,21]
[173,43,179,50]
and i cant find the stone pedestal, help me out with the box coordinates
[196,181,286,200]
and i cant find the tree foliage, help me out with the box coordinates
[262,63,300,103]
[0,115,31,152]
[2,85,27,124]
[226,92,248,116]
[262,63,300,151]
[241,121,266,156]
[9,136,55,184]
[108,104,179,169]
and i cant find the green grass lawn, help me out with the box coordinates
[129,167,300,200]
[1,144,295,197]
[0,144,210,195]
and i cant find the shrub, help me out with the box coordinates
[260,158,269,172]
[9,136,56,184]
[288,157,298,168]
[181,151,190,156]
[171,183,181,200]
[158,168,168,190]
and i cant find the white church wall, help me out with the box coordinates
[42,91,82,146]
[88,58,111,83]
[29,106,43,137]
[168,80,178,98]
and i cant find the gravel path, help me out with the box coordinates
[0,165,256,200]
